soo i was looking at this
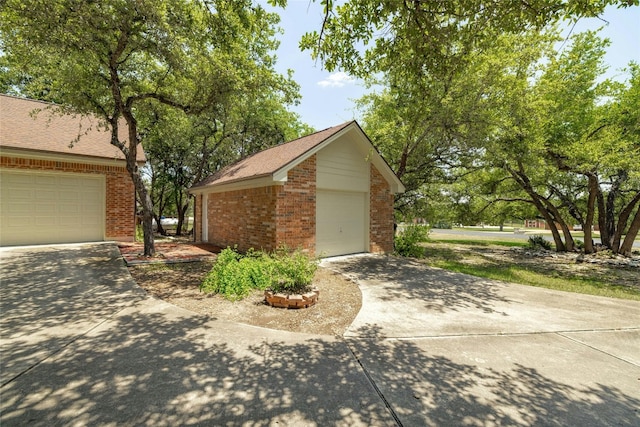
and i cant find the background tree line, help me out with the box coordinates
[2,0,638,255]
[301,0,639,255]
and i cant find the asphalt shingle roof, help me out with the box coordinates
[0,94,145,162]
[192,121,353,189]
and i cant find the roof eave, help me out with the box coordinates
[0,146,142,166]
[189,173,281,195]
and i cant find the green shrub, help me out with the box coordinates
[395,224,430,258]
[200,246,317,300]
[268,248,317,294]
[200,247,251,300]
[432,221,452,229]
[527,235,552,251]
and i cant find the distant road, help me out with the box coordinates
[429,228,640,249]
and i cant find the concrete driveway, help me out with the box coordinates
[324,255,640,426]
[2,246,639,426]
[0,244,391,426]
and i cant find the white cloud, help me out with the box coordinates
[317,72,355,88]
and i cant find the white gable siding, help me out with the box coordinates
[316,137,369,191]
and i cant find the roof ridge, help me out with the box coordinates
[235,120,354,162]
[0,93,58,108]
[190,121,355,189]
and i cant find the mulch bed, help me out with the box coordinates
[118,241,221,266]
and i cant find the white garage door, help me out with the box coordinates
[0,170,105,246]
[316,190,366,257]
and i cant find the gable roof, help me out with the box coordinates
[191,120,404,194]
[0,94,145,162]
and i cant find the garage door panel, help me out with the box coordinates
[1,171,105,246]
[6,188,31,200]
[316,190,366,257]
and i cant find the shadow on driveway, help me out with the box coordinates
[2,246,639,426]
[0,243,146,385]
[348,325,640,426]
[0,244,392,426]
[324,255,512,314]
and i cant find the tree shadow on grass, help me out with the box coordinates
[324,255,513,314]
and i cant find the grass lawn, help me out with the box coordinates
[419,237,640,301]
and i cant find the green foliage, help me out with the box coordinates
[0,0,305,255]
[431,259,640,301]
[421,240,640,301]
[395,224,430,258]
[267,247,318,294]
[200,247,317,300]
[135,225,144,243]
[429,238,527,248]
[432,221,452,230]
[527,235,552,251]
[300,0,629,77]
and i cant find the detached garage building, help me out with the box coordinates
[0,94,143,246]
[190,121,404,257]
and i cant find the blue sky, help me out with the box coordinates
[263,1,640,131]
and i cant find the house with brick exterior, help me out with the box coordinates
[0,94,144,246]
[190,121,404,257]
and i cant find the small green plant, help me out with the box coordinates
[267,247,317,294]
[395,224,430,258]
[135,225,144,242]
[200,246,317,300]
[527,235,552,251]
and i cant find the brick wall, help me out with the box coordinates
[275,156,316,254]
[1,156,136,241]
[207,185,279,252]
[369,164,394,253]
[203,156,317,254]
[201,156,395,255]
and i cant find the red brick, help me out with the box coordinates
[1,155,136,241]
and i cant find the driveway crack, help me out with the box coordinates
[556,331,640,368]
[345,340,403,427]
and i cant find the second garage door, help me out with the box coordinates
[316,190,366,257]
[0,170,105,246]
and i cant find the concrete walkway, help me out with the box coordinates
[324,255,640,426]
[1,245,639,426]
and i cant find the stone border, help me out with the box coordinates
[264,288,320,309]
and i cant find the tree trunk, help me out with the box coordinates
[541,198,574,251]
[619,205,640,256]
[530,196,565,251]
[139,186,155,256]
[107,55,155,256]
[596,190,608,248]
[583,174,599,254]
[153,213,166,236]
[603,172,626,249]
[123,113,155,256]
[176,201,189,236]
[506,163,565,251]
[611,192,640,253]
